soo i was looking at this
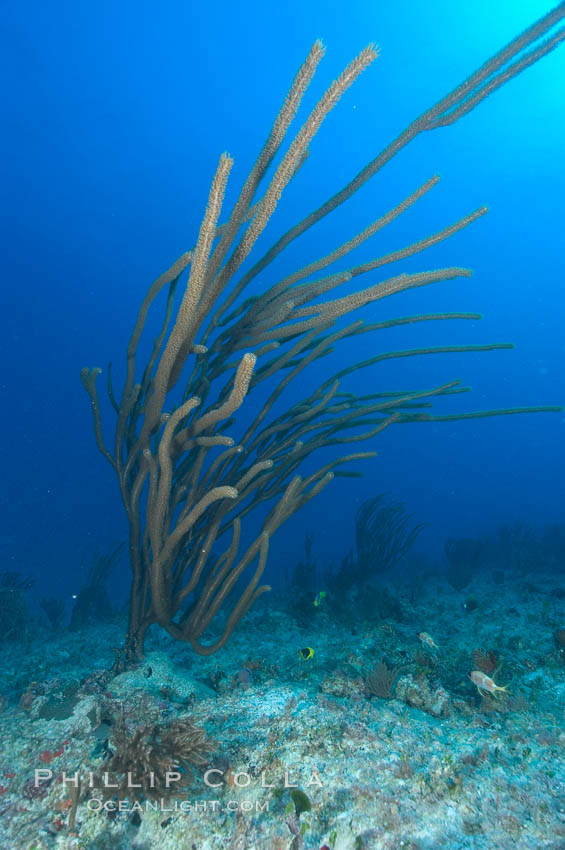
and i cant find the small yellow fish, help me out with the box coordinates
[469,670,508,697]
[298,647,315,661]
[288,646,315,671]
[313,591,327,608]
[418,631,439,650]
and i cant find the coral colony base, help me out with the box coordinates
[1,4,564,850]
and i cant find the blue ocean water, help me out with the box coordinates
[1,2,564,848]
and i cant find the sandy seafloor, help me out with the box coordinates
[0,563,564,850]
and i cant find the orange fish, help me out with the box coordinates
[468,670,508,697]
